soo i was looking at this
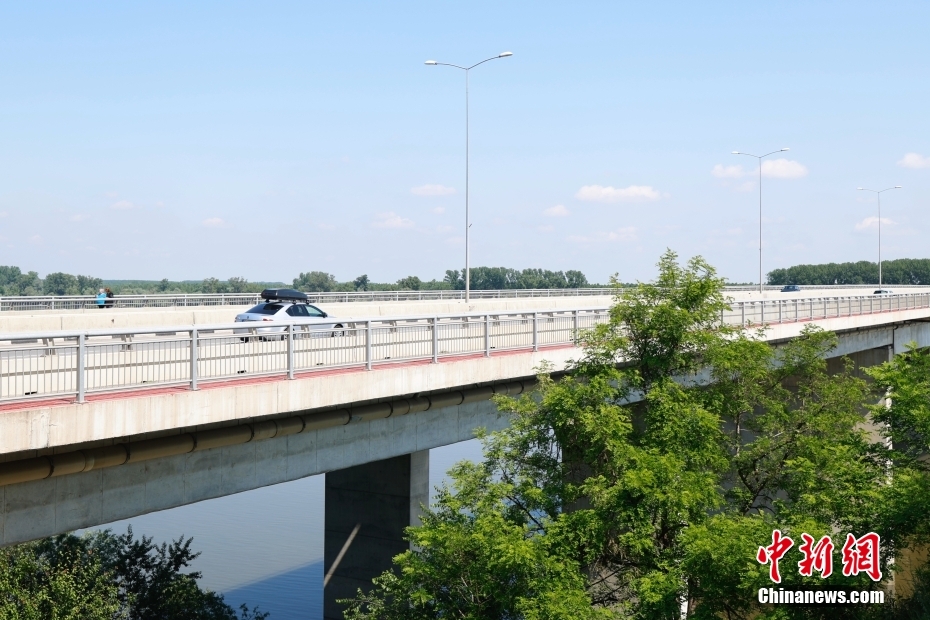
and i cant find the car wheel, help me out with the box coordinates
[331,324,345,337]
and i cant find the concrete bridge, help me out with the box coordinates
[1,291,929,617]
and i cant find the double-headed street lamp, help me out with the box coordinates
[732,148,790,293]
[425,52,513,302]
[856,186,902,287]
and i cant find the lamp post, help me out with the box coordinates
[856,186,902,287]
[732,148,790,293]
[425,52,513,302]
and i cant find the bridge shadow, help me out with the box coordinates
[223,560,324,620]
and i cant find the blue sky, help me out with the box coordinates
[1,1,928,284]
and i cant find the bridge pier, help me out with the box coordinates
[323,450,429,619]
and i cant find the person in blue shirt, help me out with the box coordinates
[96,288,107,309]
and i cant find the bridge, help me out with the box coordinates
[1,290,930,618]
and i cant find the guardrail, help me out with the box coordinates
[0,309,610,404]
[1,292,929,405]
[3,285,930,312]
[0,289,615,311]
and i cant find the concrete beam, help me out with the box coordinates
[0,397,508,546]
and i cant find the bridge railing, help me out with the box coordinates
[0,289,616,311]
[1,292,929,405]
[3,285,930,311]
[0,309,610,404]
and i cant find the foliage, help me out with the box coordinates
[395,275,422,290]
[353,274,370,291]
[0,539,120,619]
[293,270,337,292]
[443,266,590,290]
[767,258,930,285]
[343,249,930,619]
[1,528,267,620]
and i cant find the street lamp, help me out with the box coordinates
[425,52,513,302]
[732,148,790,293]
[856,186,902,287]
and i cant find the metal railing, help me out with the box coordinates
[1,291,929,405]
[0,289,615,311]
[0,309,608,404]
[4,284,930,312]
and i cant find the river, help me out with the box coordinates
[91,438,485,619]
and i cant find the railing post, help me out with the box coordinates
[287,323,295,380]
[190,328,199,391]
[484,314,490,357]
[760,300,764,325]
[778,301,782,323]
[432,317,439,363]
[741,303,745,325]
[76,333,86,403]
[532,312,539,352]
[573,310,579,342]
[366,320,373,370]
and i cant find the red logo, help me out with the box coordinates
[757,529,794,583]
[841,532,882,582]
[758,531,882,583]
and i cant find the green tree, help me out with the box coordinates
[76,274,103,294]
[396,275,421,290]
[42,272,79,295]
[226,277,249,293]
[0,539,120,619]
[201,277,224,294]
[293,271,336,292]
[1,528,269,620]
[353,274,370,291]
[345,250,926,619]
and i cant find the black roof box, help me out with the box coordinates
[260,288,308,302]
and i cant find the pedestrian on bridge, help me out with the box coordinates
[96,288,107,309]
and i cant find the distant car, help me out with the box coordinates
[873,289,894,295]
[234,289,344,338]
[780,285,801,292]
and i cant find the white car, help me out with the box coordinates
[234,289,344,338]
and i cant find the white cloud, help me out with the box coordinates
[711,164,746,179]
[29,235,43,244]
[537,224,555,232]
[543,204,570,217]
[372,211,415,229]
[898,152,930,169]
[104,191,119,199]
[70,214,90,222]
[431,207,446,214]
[155,201,165,208]
[568,227,638,243]
[110,200,135,210]
[436,225,453,233]
[761,159,808,179]
[411,184,456,196]
[317,223,336,230]
[855,216,895,231]
[575,185,661,203]
[202,217,226,228]
[0,211,7,218]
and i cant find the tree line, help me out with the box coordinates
[340,250,930,619]
[0,527,267,619]
[768,258,930,285]
[0,265,595,296]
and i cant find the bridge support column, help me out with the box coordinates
[323,450,429,620]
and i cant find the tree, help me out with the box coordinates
[353,274,370,291]
[158,278,170,292]
[201,277,224,294]
[444,270,463,290]
[0,539,120,619]
[344,250,926,619]
[42,272,78,295]
[293,271,336,292]
[0,528,269,620]
[226,277,249,293]
[396,276,421,291]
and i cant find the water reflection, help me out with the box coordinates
[92,438,484,620]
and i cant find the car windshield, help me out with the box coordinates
[245,303,284,315]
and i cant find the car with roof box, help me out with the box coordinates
[234,289,344,338]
